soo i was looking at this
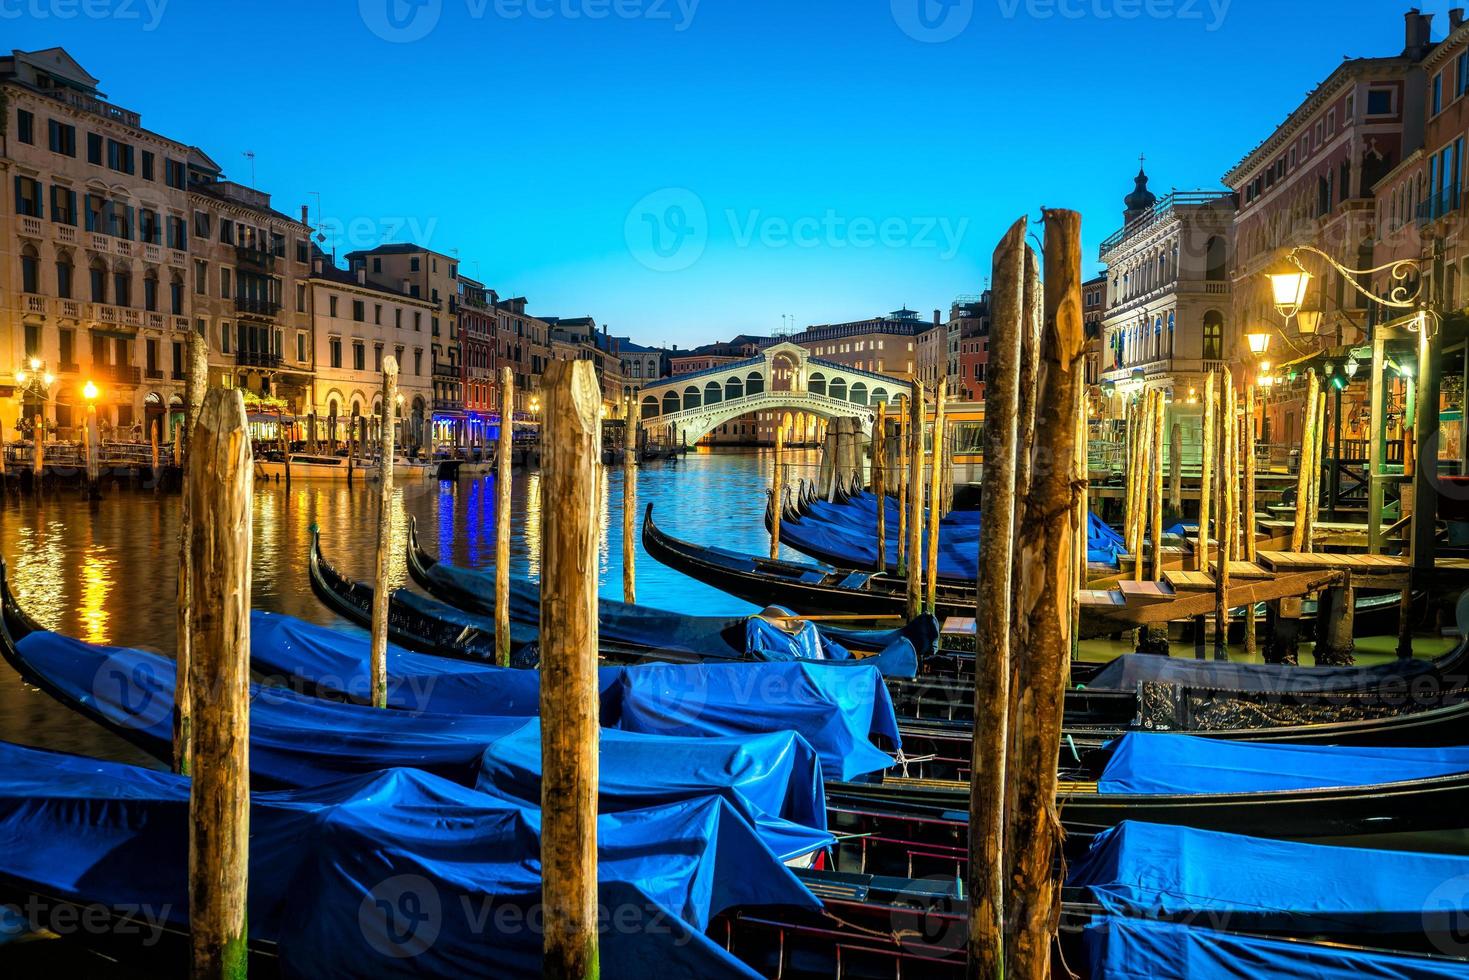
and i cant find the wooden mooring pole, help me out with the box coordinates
[1008,208,1086,973]
[174,326,208,774]
[185,386,252,979]
[496,367,514,668]
[370,357,399,708]
[1290,370,1320,554]
[537,360,602,979]
[624,393,640,602]
[770,425,785,560]
[1195,372,1216,572]
[1150,390,1165,581]
[905,384,925,622]
[874,401,887,573]
[1213,370,1237,660]
[1244,383,1258,657]
[897,397,908,573]
[150,417,161,490]
[1169,420,1182,515]
[925,380,946,613]
[31,414,42,486]
[966,216,1026,977]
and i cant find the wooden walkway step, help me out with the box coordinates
[1163,570,1214,591]
[1117,580,1177,605]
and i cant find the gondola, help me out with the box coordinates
[651,500,1420,644]
[403,515,938,669]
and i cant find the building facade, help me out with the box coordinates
[1097,169,1235,419]
[458,274,495,446]
[779,310,923,380]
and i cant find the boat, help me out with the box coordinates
[0,739,819,979]
[254,452,379,481]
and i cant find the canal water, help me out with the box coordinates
[0,446,1449,769]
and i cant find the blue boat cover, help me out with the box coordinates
[12,631,832,858]
[1099,732,1469,795]
[1069,821,1469,935]
[1083,649,1441,694]
[249,612,899,780]
[1083,916,1469,980]
[0,740,816,978]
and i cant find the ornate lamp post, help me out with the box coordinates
[13,358,55,441]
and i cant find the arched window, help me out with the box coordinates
[725,375,744,401]
[641,394,660,419]
[1202,310,1224,361]
[19,244,39,294]
[871,387,889,405]
[829,376,847,401]
[112,261,131,308]
[169,271,184,314]
[663,390,681,415]
[55,249,74,299]
[1205,236,1228,281]
[704,380,722,405]
[849,381,868,405]
[682,385,701,411]
[808,372,826,397]
[143,269,159,312]
[745,371,765,396]
[89,257,107,302]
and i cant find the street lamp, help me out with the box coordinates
[83,380,98,402]
[1246,331,1272,355]
[1267,245,1424,322]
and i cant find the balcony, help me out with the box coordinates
[56,225,77,245]
[234,296,282,318]
[23,295,46,315]
[58,362,80,375]
[173,317,191,333]
[16,215,42,239]
[46,87,141,128]
[432,397,464,414]
[142,243,163,264]
[432,362,461,379]
[234,243,276,269]
[146,312,167,329]
[145,367,164,380]
[97,363,141,385]
[1417,187,1461,225]
[169,249,187,268]
[236,350,283,369]
[61,300,82,319]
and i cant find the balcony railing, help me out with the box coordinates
[1417,187,1462,224]
[432,397,464,413]
[23,294,46,315]
[56,225,77,245]
[97,363,141,385]
[235,244,276,268]
[236,350,283,369]
[234,296,282,318]
[432,363,461,379]
[58,362,80,375]
[17,215,42,239]
[145,367,164,380]
[60,300,82,319]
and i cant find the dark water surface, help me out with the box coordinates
[0,447,821,767]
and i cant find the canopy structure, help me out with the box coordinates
[1069,821,1469,936]
[0,740,817,979]
[1082,916,1469,980]
[250,612,899,781]
[1098,733,1469,795]
[8,630,832,859]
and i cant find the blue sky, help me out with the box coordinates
[4,0,1448,345]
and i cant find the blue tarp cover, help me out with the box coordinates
[1083,649,1441,694]
[0,740,816,978]
[1099,732,1469,795]
[1083,916,1469,980]
[249,612,899,780]
[1069,821,1469,935]
[13,631,832,858]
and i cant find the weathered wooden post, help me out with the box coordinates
[369,357,399,708]
[150,417,161,489]
[1008,208,1086,974]
[1195,372,1216,571]
[0,415,7,493]
[967,216,1026,977]
[83,403,100,498]
[173,419,182,475]
[1290,370,1320,553]
[769,425,785,560]
[1307,390,1327,552]
[1150,390,1165,580]
[1213,370,1235,660]
[185,386,252,979]
[623,394,640,603]
[1123,402,1139,557]
[1244,383,1259,657]
[538,360,601,979]
[925,380,947,612]
[496,367,514,667]
[874,401,888,572]
[1169,420,1182,514]
[31,414,43,486]
[1131,393,1154,582]
[905,384,925,621]
[174,327,208,773]
[897,396,909,572]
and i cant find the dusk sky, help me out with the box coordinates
[6,0,1447,345]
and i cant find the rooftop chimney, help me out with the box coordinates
[300,204,309,226]
[356,268,366,285]
[1405,8,1434,58]
[312,257,323,275]
[1453,7,1465,30]
[934,309,942,326]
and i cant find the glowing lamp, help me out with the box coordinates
[1268,259,1312,317]
[1295,310,1323,335]
[13,371,24,385]
[42,373,53,386]
[1246,332,1272,355]
[83,380,98,401]
[1345,357,1360,379]
[28,357,40,372]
